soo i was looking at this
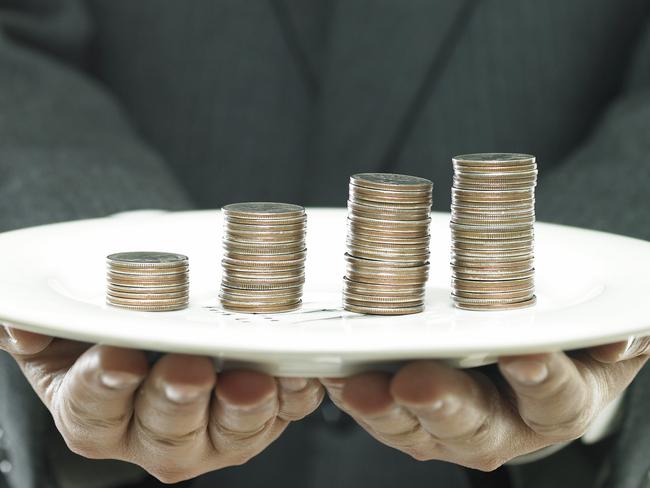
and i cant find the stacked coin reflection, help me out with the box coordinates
[106,252,189,311]
[344,173,433,315]
[451,153,537,310]
[220,202,306,313]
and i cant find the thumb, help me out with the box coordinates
[588,336,650,364]
[1,323,53,356]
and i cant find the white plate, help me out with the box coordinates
[0,209,648,377]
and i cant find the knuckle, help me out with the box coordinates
[519,373,573,401]
[376,425,424,448]
[406,448,435,462]
[135,415,205,449]
[527,407,593,440]
[61,393,128,430]
[439,413,492,446]
[227,451,256,467]
[278,409,307,422]
[471,454,506,472]
[148,466,192,484]
[54,410,121,459]
[279,388,325,421]
[62,434,105,459]
[466,416,492,445]
[213,416,275,444]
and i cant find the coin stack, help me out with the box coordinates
[343,173,433,315]
[106,252,189,311]
[450,153,537,310]
[220,202,307,313]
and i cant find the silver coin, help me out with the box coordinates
[220,284,303,296]
[224,241,306,254]
[221,276,305,290]
[222,202,305,218]
[107,282,190,293]
[224,221,306,233]
[107,252,188,267]
[453,297,536,311]
[222,257,305,269]
[343,293,425,305]
[107,289,189,300]
[453,153,535,164]
[350,186,432,204]
[225,214,307,225]
[348,215,431,228]
[343,302,424,315]
[350,173,433,192]
[351,196,432,210]
[343,282,425,297]
[219,294,302,306]
[221,301,302,313]
[219,290,303,302]
[107,302,189,312]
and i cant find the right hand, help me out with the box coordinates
[0,324,324,483]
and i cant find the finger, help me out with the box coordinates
[209,369,285,458]
[498,352,596,440]
[323,375,419,433]
[390,361,502,446]
[131,354,215,454]
[276,378,325,421]
[336,372,431,455]
[54,345,148,457]
[589,336,650,363]
[0,323,53,355]
[320,377,346,407]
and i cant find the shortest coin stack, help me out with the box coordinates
[106,252,190,311]
[451,153,537,311]
[220,202,307,313]
[344,173,433,315]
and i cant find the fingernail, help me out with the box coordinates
[100,371,142,390]
[429,396,461,416]
[320,378,344,393]
[3,326,18,345]
[620,336,650,360]
[278,377,309,392]
[0,322,20,353]
[218,392,277,428]
[162,382,205,404]
[503,360,549,386]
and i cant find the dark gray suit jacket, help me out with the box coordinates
[0,1,649,487]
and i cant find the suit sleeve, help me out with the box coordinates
[516,15,650,488]
[0,0,194,234]
[0,1,193,487]
[535,15,650,241]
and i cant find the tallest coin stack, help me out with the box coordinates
[450,153,538,310]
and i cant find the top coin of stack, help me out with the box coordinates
[106,252,189,311]
[344,173,433,315]
[450,153,537,310]
[220,202,307,313]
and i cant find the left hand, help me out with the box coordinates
[321,338,650,471]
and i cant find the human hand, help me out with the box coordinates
[321,338,650,470]
[0,324,324,483]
